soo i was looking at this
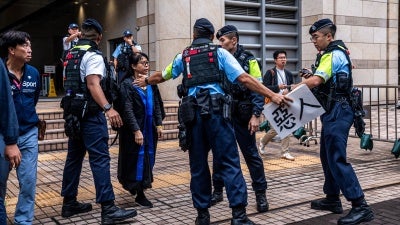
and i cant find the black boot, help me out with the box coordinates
[135,190,153,208]
[195,208,210,225]
[210,189,223,206]
[101,201,137,225]
[255,190,269,213]
[311,197,343,214]
[338,199,374,225]
[231,206,256,225]
[61,197,92,218]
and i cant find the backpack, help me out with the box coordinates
[102,57,123,117]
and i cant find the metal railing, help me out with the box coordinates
[303,85,400,144]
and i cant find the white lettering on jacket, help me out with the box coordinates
[22,81,37,88]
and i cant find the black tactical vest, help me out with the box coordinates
[64,39,101,96]
[181,43,223,88]
[229,45,256,99]
[312,40,353,102]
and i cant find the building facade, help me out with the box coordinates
[0,0,398,101]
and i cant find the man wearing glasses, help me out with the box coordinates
[260,50,295,161]
[295,18,374,225]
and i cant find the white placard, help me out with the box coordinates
[262,84,325,138]
[44,65,56,74]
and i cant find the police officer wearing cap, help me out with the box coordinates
[211,24,268,213]
[112,30,142,83]
[294,18,374,225]
[60,18,137,225]
[62,23,81,60]
[133,18,290,225]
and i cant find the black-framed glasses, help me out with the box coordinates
[138,61,149,66]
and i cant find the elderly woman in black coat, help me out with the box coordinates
[117,52,164,208]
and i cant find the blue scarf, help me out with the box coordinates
[132,85,155,181]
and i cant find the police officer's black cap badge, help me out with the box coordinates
[309,18,336,34]
[82,18,103,34]
[216,25,238,39]
[194,18,215,34]
[123,30,133,37]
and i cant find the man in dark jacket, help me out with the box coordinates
[260,50,295,161]
[0,57,20,225]
[0,30,40,225]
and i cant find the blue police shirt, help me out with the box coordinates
[162,47,245,96]
[314,49,350,83]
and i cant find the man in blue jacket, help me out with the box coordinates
[0,30,41,225]
[0,57,20,225]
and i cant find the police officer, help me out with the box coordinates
[112,30,141,83]
[294,18,374,225]
[60,18,137,225]
[62,23,81,59]
[134,18,290,225]
[211,25,268,213]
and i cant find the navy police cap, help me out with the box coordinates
[216,25,238,39]
[123,30,133,37]
[194,18,215,34]
[309,18,336,34]
[68,23,79,29]
[82,18,103,34]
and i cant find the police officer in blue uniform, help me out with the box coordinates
[60,18,137,225]
[134,18,290,225]
[295,18,374,225]
[211,25,268,213]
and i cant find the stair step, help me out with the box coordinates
[37,101,180,152]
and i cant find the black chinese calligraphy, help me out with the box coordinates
[299,98,322,120]
[272,107,296,132]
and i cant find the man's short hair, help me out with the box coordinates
[0,30,31,58]
[273,50,287,59]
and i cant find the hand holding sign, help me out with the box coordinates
[262,84,325,138]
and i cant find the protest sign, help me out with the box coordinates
[262,84,325,138]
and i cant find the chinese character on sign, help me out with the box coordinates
[263,84,325,138]
[272,107,296,132]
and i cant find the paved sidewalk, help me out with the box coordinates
[4,99,400,224]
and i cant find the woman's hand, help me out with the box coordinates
[134,130,144,145]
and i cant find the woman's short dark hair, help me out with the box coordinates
[129,52,149,66]
[121,52,149,82]
[0,30,31,58]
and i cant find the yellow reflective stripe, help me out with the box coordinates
[162,62,173,80]
[73,45,92,50]
[315,52,332,83]
[248,59,262,81]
